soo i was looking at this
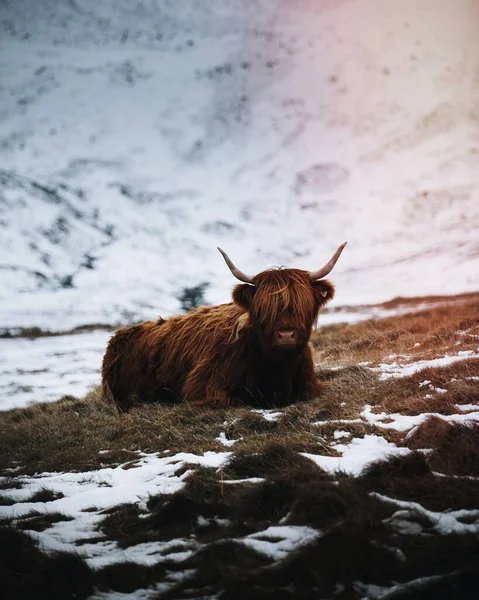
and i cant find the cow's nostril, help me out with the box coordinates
[276,330,296,342]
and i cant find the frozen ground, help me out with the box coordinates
[0,451,232,567]
[0,0,478,331]
[2,410,479,572]
[2,295,478,598]
[0,329,111,409]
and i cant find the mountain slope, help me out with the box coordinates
[1,0,478,329]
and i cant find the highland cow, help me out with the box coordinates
[101,243,346,409]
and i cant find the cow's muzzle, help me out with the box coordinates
[272,329,299,347]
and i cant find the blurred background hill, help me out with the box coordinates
[1,0,478,329]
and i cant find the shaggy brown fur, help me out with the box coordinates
[101,269,334,409]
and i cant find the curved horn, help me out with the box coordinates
[309,242,347,281]
[218,247,255,284]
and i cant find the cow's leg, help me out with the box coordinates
[182,362,230,407]
[270,378,293,407]
[293,348,326,400]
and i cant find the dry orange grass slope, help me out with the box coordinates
[1,292,478,599]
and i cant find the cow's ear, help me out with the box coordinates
[312,279,335,306]
[233,284,255,310]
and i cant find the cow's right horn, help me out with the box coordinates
[218,248,255,284]
[308,242,347,281]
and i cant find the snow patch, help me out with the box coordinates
[0,450,231,565]
[302,435,410,476]
[241,525,321,560]
[361,404,479,431]
[375,351,479,380]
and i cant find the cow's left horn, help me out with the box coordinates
[309,242,347,281]
[218,248,254,284]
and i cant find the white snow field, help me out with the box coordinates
[0,0,478,332]
[0,329,112,409]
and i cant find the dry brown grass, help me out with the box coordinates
[0,385,348,476]
[324,291,479,313]
[0,524,94,599]
[406,417,479,477]
[0,365,411,477]
[377,291,479,310]
[0,390,229,475]
[313,295,479,366]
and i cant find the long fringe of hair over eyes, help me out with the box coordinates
[250,269,318,329]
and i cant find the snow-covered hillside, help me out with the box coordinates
[1,0,478,330]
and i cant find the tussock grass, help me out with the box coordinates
[359,453,479,511]
[222,444,325,480]
[407,417,479,477]
[0,494,17,506]
[0,479,23,490]
[0,366,381,476]
[0,524,94,600]
[0,391,230,475]
[16,511,74,532]
[95,560,185,595]
[24,488,65,503]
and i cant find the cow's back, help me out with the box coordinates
[101,303,244,408]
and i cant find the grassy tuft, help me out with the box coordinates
[0,524,94,600]
[16,511,74,532]
[407,418,479,477]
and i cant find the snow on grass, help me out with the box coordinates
[250,409,283,422]
[241,525,321,560]
[89,571,197,600]
[418,380,447,394]
[361,404,479,432]
[355,573,462,600]
[222,477,265,484]
[313,418,363,426]
[0,449,324,569]
[0,451,231,565]
[302,435,410,476]
[333,430,351,440]
[375,350,479,380]
[456,404,479,412]
[89,587,165,600]
[375,493,479,535]
[215,431,242,447]
[1,451,231,516]
[34,530,198,570]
